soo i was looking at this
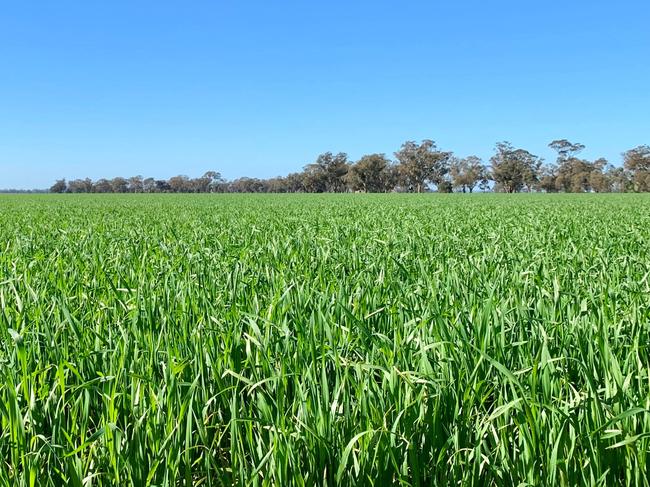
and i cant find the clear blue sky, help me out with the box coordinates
[1,0,648,189]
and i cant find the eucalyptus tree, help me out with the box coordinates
[394,140,452,192]
[193,171,223,192]
[128,176,144,193]
[623,145,650,192]
[548,139,585,162]
[110,177,129,193]
[49,179,67,193]
[347,154,395,192]
[303,152,350,192]
[548,140,613,192]
[450,155,488,193]
[93,178,113,193]
[168,175,192,193]
[490,142,542,193]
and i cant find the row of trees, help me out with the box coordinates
[49,171,224,194]
[50,140,650,194]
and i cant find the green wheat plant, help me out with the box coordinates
[0,193,649,485]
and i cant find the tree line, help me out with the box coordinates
[49,140,650,194]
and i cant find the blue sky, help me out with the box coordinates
[1,0,648,189]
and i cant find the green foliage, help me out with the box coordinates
[490,141,542,193]
[303,152,350,193]
[0,193,649,486]
[347,154,395,193]
[624,146,650,192]
[394,140,452,192]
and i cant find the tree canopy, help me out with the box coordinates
[47,140,650,194]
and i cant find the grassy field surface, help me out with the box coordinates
[0,194,649,485]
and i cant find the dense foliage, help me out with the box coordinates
[48,141,650,194]
[1,194,649,485]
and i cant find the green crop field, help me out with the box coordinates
[0,193,649,486]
